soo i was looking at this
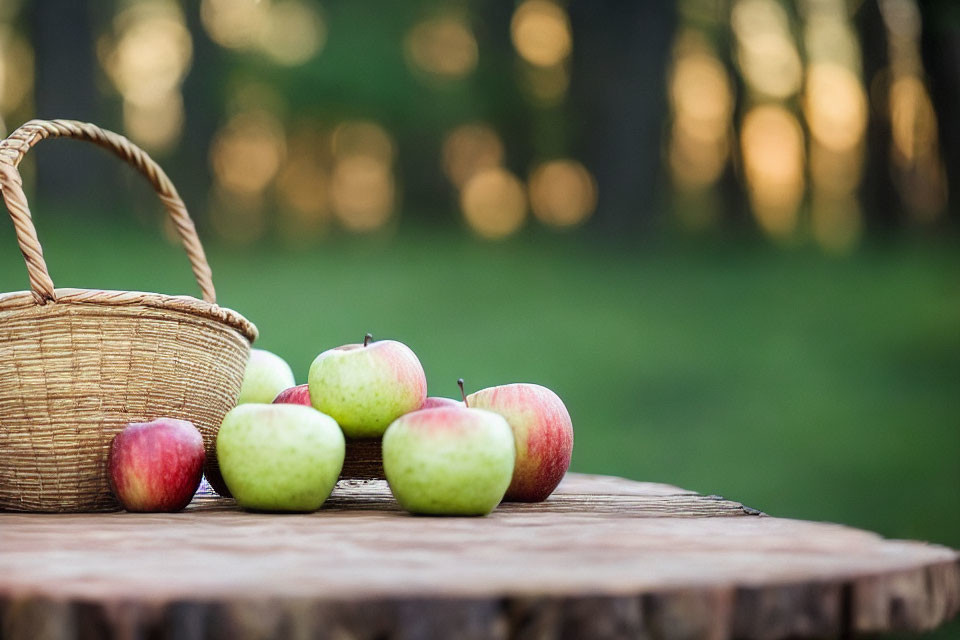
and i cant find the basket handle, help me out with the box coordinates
[0,119,216,305]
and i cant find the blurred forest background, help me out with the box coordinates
[0,2,958,635]
[2,0,959,241]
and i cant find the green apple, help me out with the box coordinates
[216,403,345,512]
[308,334,427,438]
[236,348,296,405]
[382,406,515,516]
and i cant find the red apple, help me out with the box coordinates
[273,384,311,405]
[466,383,573,502]
[108,418,205,512]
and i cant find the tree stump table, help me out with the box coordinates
[1,473,957,640]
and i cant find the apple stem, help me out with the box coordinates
[364,333,373,347]
[458,378,468,407]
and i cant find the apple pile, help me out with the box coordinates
[107,335,573,516]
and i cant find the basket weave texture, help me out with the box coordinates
[0,119,257,512]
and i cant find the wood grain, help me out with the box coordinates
[341,437,383,479]
[0,473,956,640]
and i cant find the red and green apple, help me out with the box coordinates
[467,383,573,502]
[308,334,427,438]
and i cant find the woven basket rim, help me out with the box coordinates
[0,287,257,341]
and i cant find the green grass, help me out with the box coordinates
[2,215,958,637]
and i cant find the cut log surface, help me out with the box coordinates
[0,473,957,640]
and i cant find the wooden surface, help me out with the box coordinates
[0,473,957,640]
[341,437,384,479]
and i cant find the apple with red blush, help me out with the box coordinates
[466,383,573,502]
[216,403,344,512]
[308,333,427,438]
[419,396,463,410]
[273,384,311,406]
[382,381,515,515]
[108,418,206,512]
[412,379,467,412]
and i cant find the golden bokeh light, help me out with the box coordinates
[275,125,330,242]
[122,93,184,154]
[200,0,270,50]
[258,0,326,66]
[799,0,867,252]
[202,0,324,66]
[331,120,395,163]
[98,2,191,151]
[100,3,192,107]
[510,0,572,68]
[803,15,860,70]
[804,63,867,152]
[669,126,729,190]
[210,111,286,196]
[809,141,863,198]
[441,123,505,188]
[880,0,922,42]
[277,126,329,217]
[878,0,947,222]
[277,171,329,241]
[667,31,732,192]
[330,156,395,232]
[737,33,802,99]
[889,75,938,165]
[0,28,33,114]
[732,0,802,99]
[731,0,791,36]
[278,165,329,242]
[460,167,527,239]
[670,52,733,141]
[888,75,947,220]
[528,159,597,228]
[0,2,21,134]
[327,120,397,232]
[740,104,806,238]
[404,16,478,79]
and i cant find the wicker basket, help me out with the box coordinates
[0,119,258,512]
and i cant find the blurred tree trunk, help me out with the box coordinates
[177,7,221,221]
[856,0,899,231]
[568,1,675,236]
[920,0,960,225]
[29,0,116,212]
